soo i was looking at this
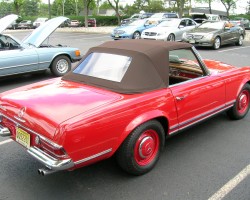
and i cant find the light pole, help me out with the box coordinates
[62,0,65,16]
[48,0,51,19]
[75,0,78,16]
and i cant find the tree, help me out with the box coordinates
[83,0,95,27]
[175,0,189,17]
[21,0,39,16]
[194,0,215,14]
[219,0,237,17]
[0,1,14,16]
[107,0,121,25]
[13,0,24,14]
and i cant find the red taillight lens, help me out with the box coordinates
[36,136,68,159]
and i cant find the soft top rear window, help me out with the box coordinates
[73,52,132,82]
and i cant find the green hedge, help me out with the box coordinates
[21,15,128,26]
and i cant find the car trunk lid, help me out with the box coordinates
[0,78,121,140]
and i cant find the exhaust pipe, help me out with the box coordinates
[38,168,56,176]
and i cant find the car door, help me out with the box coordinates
[220,22,235,44]
[175,19,187,40]
[0,35,39,76]
[168,48,226,132]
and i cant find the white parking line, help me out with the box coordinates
[0,139,13,146]
[208,164,250,200]
[218,46,250,53]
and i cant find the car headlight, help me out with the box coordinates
[204,33,214,40]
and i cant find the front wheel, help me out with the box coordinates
[235,35,244,46]
[50,55,71,77]
[213,37,221,50]
[116,120,165,175]
[227,84,250,120]
[132,31,141,39]
[167,34,175,41]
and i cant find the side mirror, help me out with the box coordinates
[179,25,184,29]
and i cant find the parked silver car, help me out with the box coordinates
[0,14,82,77]
[182,21,245,49]
[141,18,197,41]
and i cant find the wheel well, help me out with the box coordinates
[49,54,71,68]
[155,116,169,138]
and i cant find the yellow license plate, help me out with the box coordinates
[16,127,30,148]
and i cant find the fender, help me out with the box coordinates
[114,109,169,152]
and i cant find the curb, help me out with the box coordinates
[56,27,115,34]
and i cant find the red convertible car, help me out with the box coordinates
[0,40,250,176]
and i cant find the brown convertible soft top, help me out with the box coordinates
[63,40,193,94]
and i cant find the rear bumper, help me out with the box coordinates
[0,121,74,172]
[27,146,74,171]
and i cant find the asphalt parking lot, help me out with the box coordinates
[0,31,250,200]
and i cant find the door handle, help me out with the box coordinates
[176,96,185,101]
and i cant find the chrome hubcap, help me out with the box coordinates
[138,136,154,159]
[215,38,220,49]
[239,93,247,110]
[134,33,140,39]
[56,59,69,73]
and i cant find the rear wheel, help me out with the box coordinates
[213,37,221,50]
[116,120,165,175]
[50,55,71,77]
[167,34,175,41]
[235,35,244,46]
[132,31,141,39]
[227,84,250,120]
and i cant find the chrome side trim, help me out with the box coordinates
[0,61,51,70]
[169,101,235,135]
[0,69,48,77]
[0,112,62,149]
[75,148,112,165]
[14,116,26,123]
[27,146,74,171]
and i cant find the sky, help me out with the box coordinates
[193,0,248,14]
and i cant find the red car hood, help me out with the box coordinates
[0,78,121,140]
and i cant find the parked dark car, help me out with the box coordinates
[17,20,33,29]
[182,21,245,49]
[87,18,96,27]
[230,17,249,29]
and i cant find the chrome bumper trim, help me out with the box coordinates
[27,146,74,171]
[0,125,11,136]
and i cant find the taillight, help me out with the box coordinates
[35,136,68,159]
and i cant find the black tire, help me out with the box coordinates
[50,55,71,77]
[213,36,221,50]
[235,35,244,46]
[132,31,141,39]
[167,34,175,41]
[227,84,250,120]
[116,120,165,175]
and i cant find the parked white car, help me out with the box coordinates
[147,12,179,24]
[33,17,48,28]
[141,18,197,41]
